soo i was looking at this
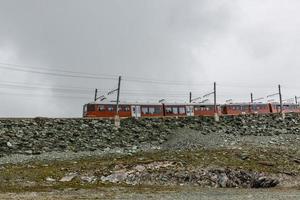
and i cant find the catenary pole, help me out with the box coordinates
[116,76,121,115]
[214,82,217,113]
[278,84,285,119]
[279,84,283,113]
[114,76,122,128]
[214,82,219,122]
[94,88,98,101]
[250,93,254,113]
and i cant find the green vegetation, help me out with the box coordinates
[0,147,299,192]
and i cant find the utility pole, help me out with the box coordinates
[214,82,219,122]
[295,96,298,105]
[278,84,283,113]
[116,76,121,115]
[278,84,284,119]
[94,88,98,101]
[189,92,192,103]
[115,76,122,128]
[250,93,254,114]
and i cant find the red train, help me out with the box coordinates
[83,102,300,118]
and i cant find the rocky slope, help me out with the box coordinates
[0,113,300,156]
[1,113,300,192]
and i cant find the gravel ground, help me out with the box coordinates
[0,144,160,165]
[163,128,300,150]
[1,115,300,199]
[1,188,300,200]
[1,127,300,166]
[0,148,133,165]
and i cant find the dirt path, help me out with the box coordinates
[1,188,300,200]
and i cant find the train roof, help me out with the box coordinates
[222,103,251,106]
[85,102,162,106]
[163,103,220,106]
[85,101,299,106]
[84,102,221,106]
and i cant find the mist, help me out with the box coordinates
[0,0,299,117]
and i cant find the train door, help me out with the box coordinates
[186,106,194,116]
[131,105,141,118]
[222,105,228,115]
[83,104,87,117]
[268,103,274,113]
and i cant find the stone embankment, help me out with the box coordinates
[2,113,300,191]
[0,113,300,156]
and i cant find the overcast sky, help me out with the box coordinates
[0,0,300,117]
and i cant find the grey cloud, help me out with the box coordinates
[0,0,298,116]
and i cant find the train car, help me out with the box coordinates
[83,103,164,118]
[283,104,300,113]
[279,103,300,113]
[132,103,164,118]
[250,103,272,114]
[193,104,221,116]
[83,101,300,119]
[267,103,300,113]
[83,103,132,118]
[221,104,251,115]
[163,103,188,117]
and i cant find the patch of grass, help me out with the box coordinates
[0,147,299,192]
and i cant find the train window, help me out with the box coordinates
[154,107,161,114]
[197,106,203,111]
[149,107,155,114]
[172,107,178,114]
[98,105,105,111]
[119,106,129,112]
[142,107,148,114]
[179,107,185,114]
[124,106,130,111]
[108,106,115,112]
[87,104,95,112]
[166,107,172,113]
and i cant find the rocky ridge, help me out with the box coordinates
[0,113,300,156]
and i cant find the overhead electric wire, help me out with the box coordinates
[0,91,91,99]
[0,65,118,80]
[123,78,213,86]
[0,80,206,97]
[0,61,213,86]
[0,62,117,78]
[1,62,298,104]
[0,81,94,93]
